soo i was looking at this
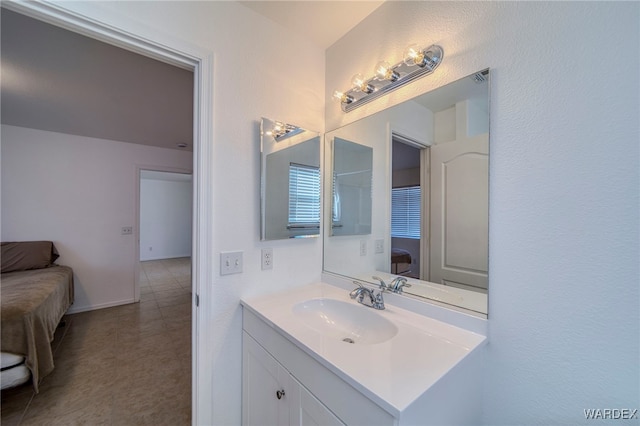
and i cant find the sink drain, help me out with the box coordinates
[342,337,355,344]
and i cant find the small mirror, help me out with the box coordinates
[331,138,373,236]
[261,118,321,241]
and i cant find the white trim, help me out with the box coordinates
[420,148,431,281]
[67,298,136,315]
[2,2,215,424]
[140,254,192,262]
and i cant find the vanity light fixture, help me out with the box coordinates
[333,44,444,112]
[265,120,303,142]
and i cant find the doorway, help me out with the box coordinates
[391,135,429,280]
[2,2,214,423]
[137,169,193,301]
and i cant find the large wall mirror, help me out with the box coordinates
[323,69,490,316]
[261,117,320,240]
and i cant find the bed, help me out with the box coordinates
[1,241,74,392]
[391,248,412,275]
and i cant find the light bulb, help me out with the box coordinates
[332,90,353,104]
[351,73,374,94]
[403,44,425,67]
[374,60,399,82]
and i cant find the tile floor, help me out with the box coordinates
[1,257,192,425]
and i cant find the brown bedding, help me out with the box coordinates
[1,266,74,392]
[391,248,412,264]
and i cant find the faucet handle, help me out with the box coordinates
[372,276,388,290]
[350,281,364,299]
[391,277,411,293]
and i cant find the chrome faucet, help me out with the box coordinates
[389,277,411,294]
[350,280,386,310]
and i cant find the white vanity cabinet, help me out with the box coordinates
[243,332,344,426]
[242,309,396,426]
[241,283,487,426]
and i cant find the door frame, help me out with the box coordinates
[2,2,215,424]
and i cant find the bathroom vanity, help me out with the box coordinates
[241,283,486,425]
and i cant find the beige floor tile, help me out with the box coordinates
[163,317,191,332]
[150,282,183,292]
[160,303,191,321]
[112,373,190,425]
[140,285,154,295]
[21,393,113,426]
[154,288,189,299]
[115,333,177,360]
[23,378,113,421]
[0,386,33,426]
[117,308,164,325]
[116,318,167,344]
[156,293,192,308]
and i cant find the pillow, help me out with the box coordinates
[0,241,60,273]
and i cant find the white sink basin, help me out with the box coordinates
[292,298,398,345]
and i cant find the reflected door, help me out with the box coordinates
[430,133,488,290]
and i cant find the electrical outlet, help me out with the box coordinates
[261,248,273,270]
[375,239,384,254]
[220,251,243,275]
[121,226,133,235]
[359,240,367,256]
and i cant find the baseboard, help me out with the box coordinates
[139,253,191,262]
[66,298,136,314]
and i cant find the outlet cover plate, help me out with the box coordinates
[220,251,243,275]
[261,248,273,270]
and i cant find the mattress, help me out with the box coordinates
[1,352,25,369]
[1,364,31,390]
[1,353,30,390]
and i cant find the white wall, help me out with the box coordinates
[1,124,192,312]
[140,173,192,261]
[39,2,326,424]
[327,2,639,424]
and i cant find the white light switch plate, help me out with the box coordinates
[375,239,384,254]
[220,251,243,275]
[360,240,367,256]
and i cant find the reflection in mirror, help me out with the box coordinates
[261,117,320,241]
[323,69,490,316]
[331,138,373,236]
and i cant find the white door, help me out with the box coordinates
[430,133,488,290]
[296,384,345,426]
[242,333,291,426]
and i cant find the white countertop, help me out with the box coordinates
[241,282,487,416]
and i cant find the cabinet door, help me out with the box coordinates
[243,332,291,426]
[296,382,345,426]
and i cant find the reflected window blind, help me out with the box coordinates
[391,186,421,239]
[288,163,320,226]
